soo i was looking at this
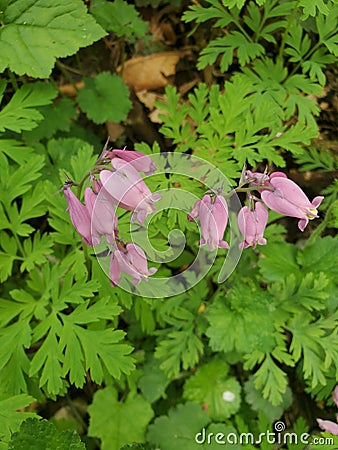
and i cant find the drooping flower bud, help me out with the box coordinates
[84,187,118,246]
[317,419,338,436]
[64,187,92,246]
[100,159,161,224]
[114,243,157,285]
[108,148,157,176]
[261,174,324,231]
[189,194,229,251]
[238,202,268,249]
[109,252,121,287]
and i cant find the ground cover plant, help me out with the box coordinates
[0,0,337,449]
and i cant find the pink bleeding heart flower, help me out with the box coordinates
[109,252,121,287]
[107,148,157,176]
[261,174,324,231]
[238,202,268,249]
[114,243,157,285]
[100,159,161,224]
[317,419,338,436]
[316,385,338,436]
[84,187,118,246]
[64,187,93,246]
[189,194,229,251]
[187,198,202,222]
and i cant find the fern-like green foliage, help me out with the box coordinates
[0,91,135,402]
[183,0,337,77]
[0,81,57,133]
[157,74,318,171]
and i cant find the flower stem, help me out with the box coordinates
[278,1,300,61]
[306,200,337,247]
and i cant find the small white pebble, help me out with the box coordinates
[222,391,235,402]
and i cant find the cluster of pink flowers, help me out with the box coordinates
[189,169,323,251]
[64,148,324,287]
[317,386,338,436]
[64,148,159,286]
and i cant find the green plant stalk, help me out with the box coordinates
[7,70,18,91]
[254,4,268,43]
[278,1,300,61]
[55,60,78,91]
[12,231,26,258]
[231,16,252,43]
[306,200,337,246]
[75,53,85,77]
[289,33,336,77]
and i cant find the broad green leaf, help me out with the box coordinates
[23,98,77,142]
[90,0,148,38]
[244,376,292,422]
[88,387,153,450]
[183,360,241,420]
[298,236,338,277]
[120,445,156,450]
[8,418,85,450]
[206,283,276,354]
[0,0,106,77]
[76,72,132,124]
[147,402,210,450]
[138,358,170,403]
[258,242,298,282]
[0,82,56,132]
